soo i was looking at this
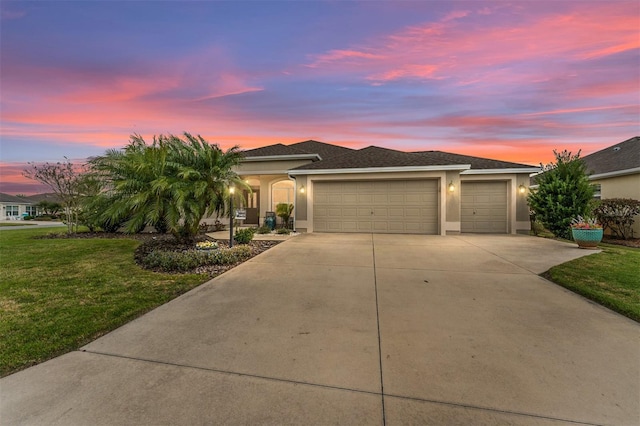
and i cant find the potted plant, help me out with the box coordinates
[570,215,603,249]
[276,203,294,229]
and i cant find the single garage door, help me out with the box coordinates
[461,181,508,233]
[313,180,438,234]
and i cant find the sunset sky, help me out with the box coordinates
[1,0,638,194]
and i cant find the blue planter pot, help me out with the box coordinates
[571,228,603,249]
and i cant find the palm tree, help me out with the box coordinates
[90,133,245,242]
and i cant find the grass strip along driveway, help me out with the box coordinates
[544,243,640,322]
[0,227,207,376]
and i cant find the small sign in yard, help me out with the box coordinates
[235,209,247,220]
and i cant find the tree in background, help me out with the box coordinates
[527,150,594,240]
[90,133,245,242]
[23,158,82,233]
[36,200,62,217]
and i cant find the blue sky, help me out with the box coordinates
[1,0,638,193]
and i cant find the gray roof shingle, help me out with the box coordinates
[0,193,31,203]
[415,151,536,169]
[292,146,451,170]
[288,140,354,160]
[582,136,640,176]
[242,143,311,158]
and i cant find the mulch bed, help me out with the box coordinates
[35,231,281,277]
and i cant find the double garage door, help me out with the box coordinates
[313,180,438,234]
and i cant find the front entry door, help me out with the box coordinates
[244,190,260,225]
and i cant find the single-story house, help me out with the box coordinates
[581,136,640,235]
[0,193,38,219]
[231,140,540,235]
[0,193,60,219]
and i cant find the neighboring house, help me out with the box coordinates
[231,140,540,235]
[0,193,37,219]
[581,136,640,236]
[0,192,60,219]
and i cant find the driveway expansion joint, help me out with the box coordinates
[78,349,381,397]
[371,233,387,425]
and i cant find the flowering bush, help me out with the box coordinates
[593,198,640,240]
[196,240,219,250]
[570,215,602,229]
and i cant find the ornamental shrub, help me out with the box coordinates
[141,246,252,272]
[234,228,255,244]
[256,225,272,234]
[528,150,594,240]
[593,198,640,240]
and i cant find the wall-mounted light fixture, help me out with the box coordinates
[448,181,455,193]
[299,184,306,194]
[518,184,526,194]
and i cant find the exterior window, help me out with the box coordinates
[272,180,294,211]
[26,205,38,216]
[592,184,601,200]
[6,206,19,217]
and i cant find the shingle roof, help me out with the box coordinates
[415,151,535,169]
[23,193,61,203]
[292,146,451,170]
[242,143,310,158]
[0,193,31,203]
[242,140,538,171]
[581,136,640,176]
[288,140,354,160]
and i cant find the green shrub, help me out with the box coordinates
[276,227,291,235]
[256,225,272,234]
[141,246,252,272]
[234,228,255,244]
[528,150,594,240]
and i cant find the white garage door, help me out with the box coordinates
[313,180,438,234]
[461,181,508,233]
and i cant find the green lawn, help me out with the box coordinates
[0,227,207,377]
[0,222,37,227]
[544,243,640,322]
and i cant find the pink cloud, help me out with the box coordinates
[305,2,638,86]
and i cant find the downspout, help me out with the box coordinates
[288,174,297,232]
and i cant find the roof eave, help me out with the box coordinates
[461,167,541,175]
[242,154,321,162]
[289,164,471,176]
[589,167,640,180]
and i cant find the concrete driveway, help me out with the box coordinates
[2,234,639,425]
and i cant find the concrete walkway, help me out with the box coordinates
[2,234,638,425]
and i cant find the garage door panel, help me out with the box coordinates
[357,208,372,217]
[357,222,372,232]
[373,194,389,203]
[358,194,373,204]
[342,208,357,217]
[313,180,438,234]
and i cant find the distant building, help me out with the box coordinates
[0,193,60,219]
